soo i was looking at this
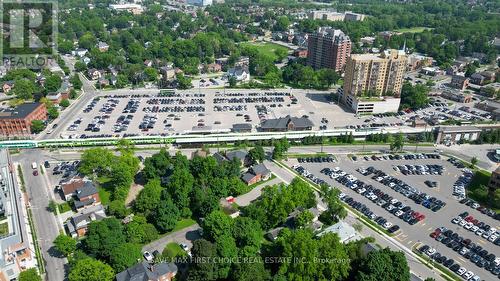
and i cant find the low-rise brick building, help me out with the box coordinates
[0,103,47,137]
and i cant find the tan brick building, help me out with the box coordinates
[488,166,500,190]
[0,103,47,137]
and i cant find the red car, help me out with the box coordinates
[464,215,474,222]
[430,231,439,238]
[33,170,38,176]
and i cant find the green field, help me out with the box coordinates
[0,222,8,236]
[394,27,433,33]
[240,42,290,61]
[162,242,187,259]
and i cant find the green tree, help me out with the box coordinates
[125,215,158,244]
[69,258,114,281]
[319,185,347,224]
[79,148,115,176]
[166,166,195,217]
[30,120,45,134]
[232,217,263,249]
[47,106,59,119]
[144,67,158,81]
[356,248,410,281]
[12,79,36,99]
[107,200,129,218]
[470,156,478,168]
[134,179,162,216]
[109,242,142,272]
[18,268,42,281]
[390,133,405,151]
[400,82,430,109]
[176,73,192,89]
[186,239,220,281]
[154,196,180,233]
[60,99,70,108]
[70,74,83,90]
[85,218,126,259]
[248,145,265,164]
[295,210,314,229]
[74,61,87,72]
[202,210,234,242]
[54,234,77,257]
[228,76,237,87]
[45,75,63,92]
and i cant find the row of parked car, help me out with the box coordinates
[359,166,446,212]
[453,169,474,200]
[338,193,400,233]
[292,165,327,186]
[448,157,467,169]
[393,164,444,175]
[430,225,500,277]
[321,167,425,226]
[52,161,80,178]
[418,243,483,281]
[143,105,206,113]
[459,198,500,220]
[146,98,205,105]
[297,156,336,163]
[452,212,500,246]
[361,153,441,162]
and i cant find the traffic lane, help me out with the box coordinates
[18,154,67,281]
[295,161,496,279]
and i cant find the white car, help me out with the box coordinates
[459,220,467,227]
[463,271,474,280]
[426,248,436,256]
[143,251,154,261]
[470,226,479,232]
[470,276,480,281]
[383,222,393,229]
[464,222,473,230]
[357,188,366,194]
[180,243,189,252]
[475,229,483,236]
[338,193,346,199]
[488,235,498,242]
[395,210,404,217]
[456,267,466,276]
[482,232,490,239]
[459,247,469,255]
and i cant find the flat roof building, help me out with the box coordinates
[0,103,47,137]
[436,126,482,144]
[307,27,351,72]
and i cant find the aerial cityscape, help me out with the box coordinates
[0,0,499,281]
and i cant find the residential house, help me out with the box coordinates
[205,63,222,73]
[235,57,250,68]
[241,163,271,185]
[470,73,486,85]
[1,81,14,93]
[450,75,470,90]
[87,68,102,80]
[82,56,91,65]
[144,60,153,67]
[66,205,107,237]
[98,77,110,87]
[72,48,88,57]
[97,41,109,52]
[266,207,323,241]
[160,66,176,80]
[225,150,249,166]
[116,261,178,281]
[260,115,314,132]
[317,221,360,243]
[227,67,250,82]
[74,182,101,210]
[60,176,87,200]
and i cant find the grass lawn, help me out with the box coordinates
[467,170,500,211]
[160,218,197,238]
[57,202,72,213]
[240,42,289,61]
[162,242,186,258]
[0,222,8,236]
[394,27,433,33]
[97,177,112,205]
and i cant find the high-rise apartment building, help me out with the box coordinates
[306,27,351,72]
[340,49,407,113]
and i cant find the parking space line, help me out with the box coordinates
[478,240,486,245]
[407,240,413,245]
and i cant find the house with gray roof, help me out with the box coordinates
[260,115,313,132]
[116,261,177,281]
[225,150,249,165]
[227,66,250,82]
[66,204,106,238]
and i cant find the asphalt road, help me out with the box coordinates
[289,154,500,280]
[13,150,67,281]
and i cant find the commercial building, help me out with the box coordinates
[0,103,47,137]
[187,0,213,6]
[109,3,143,14]
[260,115,314,132]
[450,75,470,90]
[0,150,35,281]
[341,49,406,113]
[308,10,365,21]
[306,27,351,72]
[436,126,482,144]
[440,90,473,103]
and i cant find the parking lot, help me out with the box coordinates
[57,89,414,138]
[284,153,500,280]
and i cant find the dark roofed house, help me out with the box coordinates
[116,261,177,281]
[225,150,249,166]
[260,115,314,132]
[213,152,228,164]
[66,205,106,237]
[250,163,271,180]
[241,172,260,185]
